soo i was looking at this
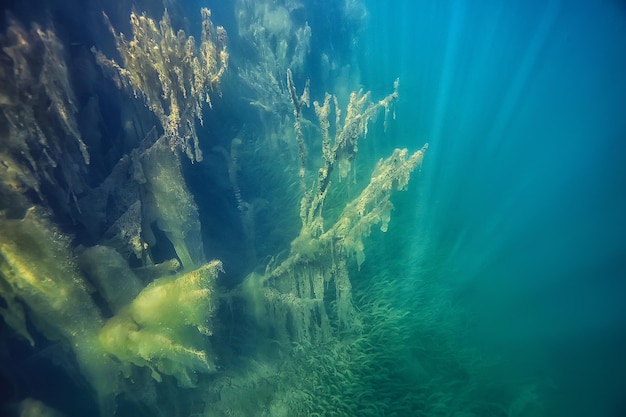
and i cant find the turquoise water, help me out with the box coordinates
[1,0,625,416]
[360,1,626,415]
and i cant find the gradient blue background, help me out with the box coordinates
[358,0,626,415]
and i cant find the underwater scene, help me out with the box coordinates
[1,0,625,416]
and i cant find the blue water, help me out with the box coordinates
[360,0,626,415]
[1,0,626,416]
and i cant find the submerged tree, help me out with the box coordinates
[240,72,428,343]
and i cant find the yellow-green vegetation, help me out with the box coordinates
[0,205,224,409]
[99,260,223,387]
[78,245,144,313]
[93,8,228,162]
[140,136,205,269]
[0,18,90,219]
[1,12,228,411]
[0,208,119,413]
[235,0,312,150]
[240,74,428,343]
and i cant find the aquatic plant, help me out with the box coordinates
[235,0,312,152]
[0,208,119,413]
[99,260,223,387]
[0,207,222,408]
[0,18,90,219]
[93,8,228,162]
[139,136,205,269]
